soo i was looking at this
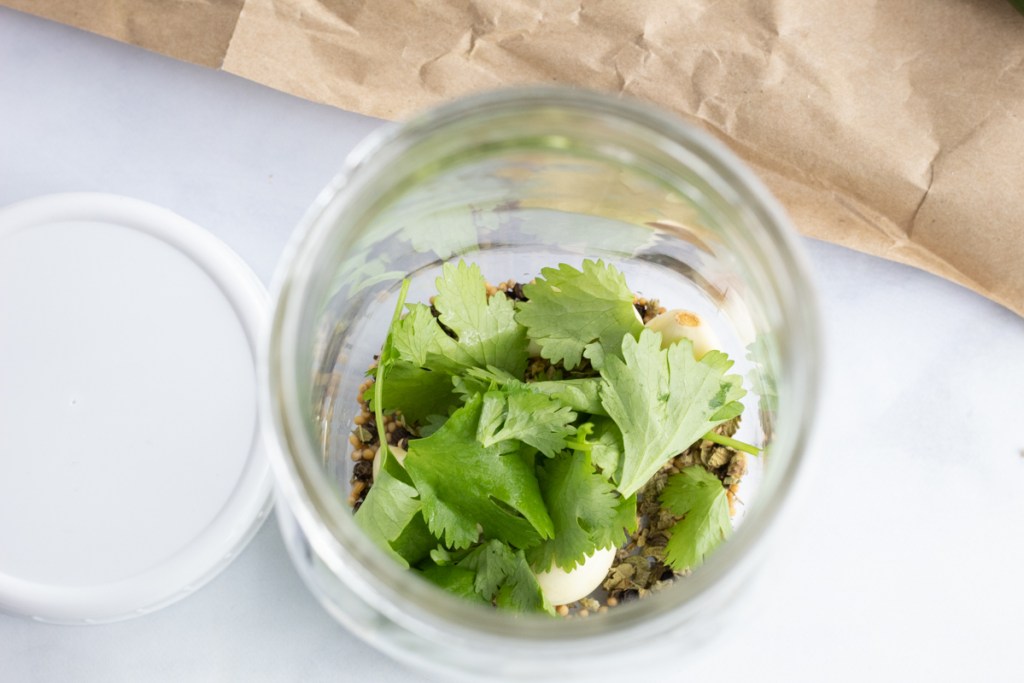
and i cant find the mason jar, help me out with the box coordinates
[262,88,820,681]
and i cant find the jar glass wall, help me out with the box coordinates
[264,88,819,681]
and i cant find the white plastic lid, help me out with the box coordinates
[0,193,273,624]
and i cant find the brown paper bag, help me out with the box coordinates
[7,0,1023,316]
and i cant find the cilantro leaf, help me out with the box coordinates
[403,394,554,550]
[451,371,492,402]
[600,329,746,497]
[660,466,731,572]
[597,492,638,549]
[353,464,423,568]
[419,564,487,603]
[450,540,553,614]
[516,260,644,369]
[477,389,577,458]
[375,361,458,424]
[528,451,620,571]
[428,545,469,566]
[519,377,607,416]
[495,550,553,614]
[390,303,475,375]
[367,297,458,423]
[433,261,529,377]
[418,413,447,437]
[588,417,624,479]
[458,539,520,598]
[461,366,607,416]
[389,512,437,566]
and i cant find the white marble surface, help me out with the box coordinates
[1,7,1022,682]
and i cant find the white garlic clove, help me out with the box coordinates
[372,444,407,482]
[644,309,721,359]
[533,545,617,606]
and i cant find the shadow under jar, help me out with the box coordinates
[263,88,820,681]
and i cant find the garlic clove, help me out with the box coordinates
[533,545,617,606]
[644,309,721,359]
[372,444,407,482]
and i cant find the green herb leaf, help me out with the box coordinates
[462,366,607,416]
[660,466,731,572]
[428,545,469,566]
[459,539,520,598]
[353,464,423,568]
[600,328,746,497]
[375,361,458,424]
[451,540,553,614]
[433,261,529,377]
[516,260,644,369]
[495,550,553,614]
[519,377,607,416]
[376,298,485,423]
[599,492,639,548]
[403,394,554,550]
[419,564,488,602]
[528,451,621,571]
[390,303,475,374]
[588,417,625,480]
[477,389,577,458]
[388,511,437,566]
[418,413,448,437]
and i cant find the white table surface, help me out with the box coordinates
[2,8,1022,682]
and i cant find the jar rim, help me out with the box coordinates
[262,86,821,652]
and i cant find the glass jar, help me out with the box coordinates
[262,88,820,680]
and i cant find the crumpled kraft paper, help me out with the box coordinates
[7,0,1024,316]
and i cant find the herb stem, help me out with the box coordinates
[702,430,760,456]
[374,279,411,462]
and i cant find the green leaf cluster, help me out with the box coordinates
[355,259,753,611]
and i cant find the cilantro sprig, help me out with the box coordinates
[404,394,554,550]
[660,466,732,571]
[354,259,757,612]
[477,388,577,458]
[599,329,747,497]
[516,260,644,369]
